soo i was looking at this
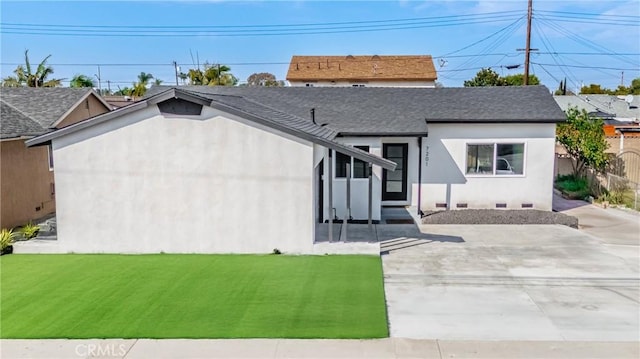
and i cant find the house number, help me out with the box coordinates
[424,146,430,167]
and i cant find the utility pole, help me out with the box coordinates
[621,71,624,86]
[107,80,111,94]
[96,66,102,94]
[173,61,179,86]
[524,0,533,85]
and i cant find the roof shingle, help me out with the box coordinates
[286,55,437,82]
[147,85,565,135]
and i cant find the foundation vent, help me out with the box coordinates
[435,203,448,208]
[456,203,468,208]
[522,203,533,208]
[496,203,507,208]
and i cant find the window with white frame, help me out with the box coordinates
[466,143,524,176]
[335,146,370,178]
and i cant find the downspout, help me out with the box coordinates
[417,136,423,217]
[328,149,333,243]
[619,130,624,154]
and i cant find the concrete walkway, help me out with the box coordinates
[552,194,640,246]
[2,338,638,358]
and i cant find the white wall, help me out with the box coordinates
[52,105,315,254]
[419,123,556,211]
[289,80,436,88]
[325,137,420,221]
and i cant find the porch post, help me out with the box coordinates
[327,149,333,243]
[368,164,373,230]
[340,163,351,242]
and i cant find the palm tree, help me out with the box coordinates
[187,63,237,86]
[153,78,163,86]
[69,74,95,88]
[137,72,154,85]
[3,50,62,87]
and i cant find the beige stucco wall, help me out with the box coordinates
[289,80,436,88]
[56,94,110,128]
[0,93,109,229]
[0,139,55,228]
[52,105,315,253]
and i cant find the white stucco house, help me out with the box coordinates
[27,85,565,254]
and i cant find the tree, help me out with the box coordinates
[502,73,540,86]
[2,50,61,87]
[556,107,609,176]
[187,63,238,86]
[70,74,95,88]
[464,68,505,87]
[114,86,133,96]
[579,80,640,95]
[153,79,163,86]
[631,78,640,94]
[464,68,543,87]
[580,84,610,94]
[130,71,155,97]
[246,72,282,87]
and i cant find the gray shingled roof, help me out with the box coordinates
[1,101,45,139]
[26,88,397,170]
[147,85,565,135]
[554,94,640,122]
[0,87,95,139]
[206,93,337,140]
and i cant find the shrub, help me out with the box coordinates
[555,175,590,199]
[1,228,16,251]
[20,222,40,240]
[272,248,282,255]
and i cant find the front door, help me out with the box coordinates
[382,143,408,201]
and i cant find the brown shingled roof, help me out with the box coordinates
[286,55,438,82]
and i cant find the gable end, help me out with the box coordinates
[157,98,203,116]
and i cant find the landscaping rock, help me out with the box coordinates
[421,209,578,228]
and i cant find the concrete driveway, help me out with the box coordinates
[382,224,640,341]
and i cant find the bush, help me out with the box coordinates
[19,222,40,240]
[555,175,590,199]
[1,228,16,252]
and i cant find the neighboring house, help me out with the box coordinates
[27,85,564,254]
[102,95,139,109]
[554,94,640,153]
[286,55,437,87]
[554,94,640,180]
[1,87,111,228]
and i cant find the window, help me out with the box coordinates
[335,146,370,178]
[47,144,54,171]
[466,143,524,176]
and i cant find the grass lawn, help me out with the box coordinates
[0,254,388,339]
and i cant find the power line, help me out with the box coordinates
[535,15,639,67]
[535,10,640,19]
[0,54,520,68]
[0,11,524,30]
[530,62,639,71]
[438,16,525,57]
[0,17,524,37]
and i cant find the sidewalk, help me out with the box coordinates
[2,338,639,359]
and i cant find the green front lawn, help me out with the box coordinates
[0,254,388,339]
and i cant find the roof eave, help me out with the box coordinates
[206,99,396,170]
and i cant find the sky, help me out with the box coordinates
[1,0,638,93]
